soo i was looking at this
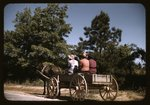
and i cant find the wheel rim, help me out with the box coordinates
[48,77,59,98]
[69,74,87,101]
[99,76,118,101]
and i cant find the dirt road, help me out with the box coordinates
[4,84,145,101]
[4,90,65,101]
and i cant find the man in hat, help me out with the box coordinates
[68,54,79,75]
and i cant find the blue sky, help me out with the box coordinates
[4,3,146,51]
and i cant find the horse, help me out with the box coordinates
[36,62,62,96]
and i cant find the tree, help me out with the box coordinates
[4,4,72,81]
[78,11,122,73]
[76,11,146,89]
[81,11,122,53]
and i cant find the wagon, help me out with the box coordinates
[46,72,119,101]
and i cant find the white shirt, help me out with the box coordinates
[68,59,79,70]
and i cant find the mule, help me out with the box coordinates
[36,62,62,96]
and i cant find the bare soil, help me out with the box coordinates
[4,84,145,101]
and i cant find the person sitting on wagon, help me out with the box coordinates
[68,54,79,75]
[79,52,90,73]
[88,54,97,74]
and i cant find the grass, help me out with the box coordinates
[4,79,45,95]
[4,83,44,95]
[5,79,44,86]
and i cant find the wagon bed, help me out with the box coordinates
[47,73,119,101]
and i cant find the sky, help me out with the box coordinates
[4,3,146,51]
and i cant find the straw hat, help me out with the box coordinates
[68,54,75,60]
[83,52,89,57]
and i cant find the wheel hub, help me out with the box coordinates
[106,86,110,91]
[50,86,53,90]
[76,86,79,90]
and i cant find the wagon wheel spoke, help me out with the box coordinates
[71,90,77,100]
[72,81,76,87]
[102,91,107,98]
[70,74,87,101]
[106,92,109,99]
[71,89,84,101]
[107,92,113,99]
[99,76,119,101]
[47,77,59,98]
[108,92,116,100]
[100,87,112,100]
[109,91,115,97]
[48,83,55,97]
[109,88,117,95]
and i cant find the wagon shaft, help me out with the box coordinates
[36,70,50,80]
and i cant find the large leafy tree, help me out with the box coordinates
[4,4,72,80]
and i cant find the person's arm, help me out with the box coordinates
[68,60,71,68]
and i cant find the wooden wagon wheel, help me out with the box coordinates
[69,73,88,101]
[99,75,119,101]
[47,77,59,98]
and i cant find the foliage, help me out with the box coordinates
[4,6,146,89]
[77,11,121,73]
[77,11,146,73]
[80,11,122,53]
[76,11,146,89]
[4,4,72,81]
